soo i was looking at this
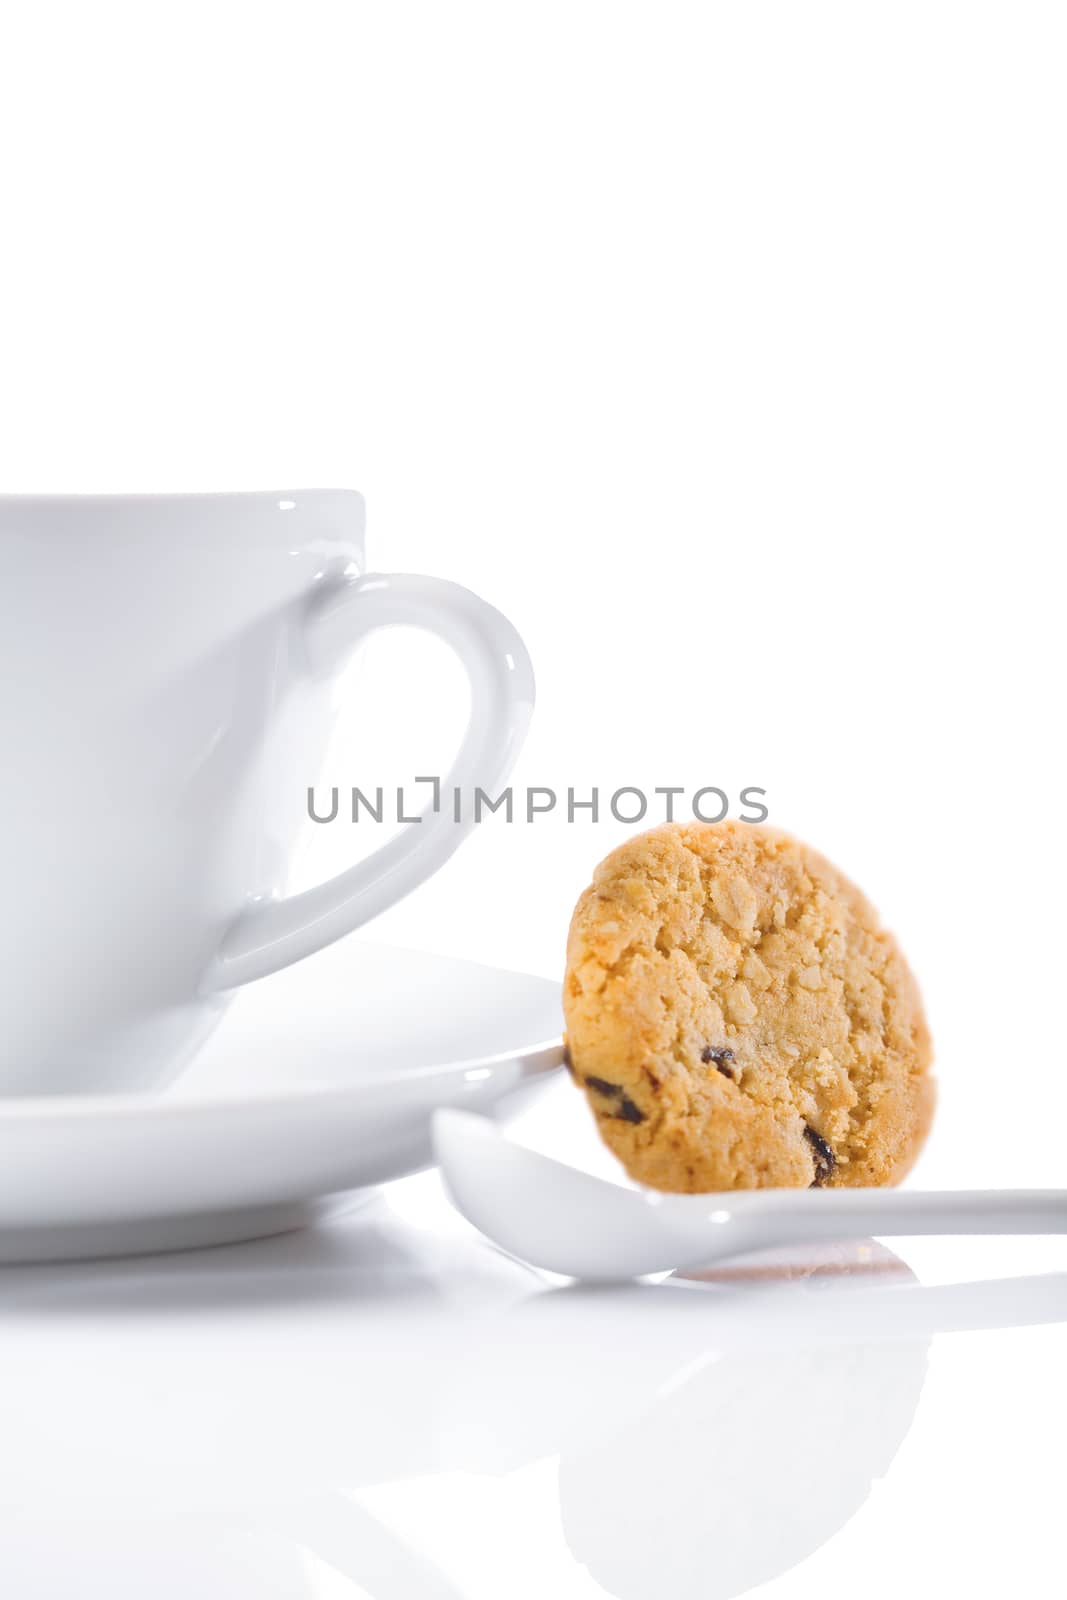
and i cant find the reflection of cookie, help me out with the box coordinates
[558,1269,929,1600]
[563,822,934,1190]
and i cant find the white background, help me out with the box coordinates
[2,4,1065,1597]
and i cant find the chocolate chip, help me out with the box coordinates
[585,1075,623,1098]
[804,1124,836,1187]
[701,1045,736,1079]
[582,1073,646,1122]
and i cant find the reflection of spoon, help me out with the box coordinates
[442,1254,1067,1600]
[435,1110,1067,1279]
[440,1256,1067,1481]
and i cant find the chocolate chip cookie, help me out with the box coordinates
[563,822,934,1190]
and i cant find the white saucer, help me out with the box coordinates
[0,939,563,1264]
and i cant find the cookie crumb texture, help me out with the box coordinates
[563,823,935,1191]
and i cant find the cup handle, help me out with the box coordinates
[206,571,534,990]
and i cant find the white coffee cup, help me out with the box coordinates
[0,490,534,1095]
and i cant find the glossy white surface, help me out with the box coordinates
[0,940,562,1262]
[2,1104,1064,1600]
[436,1111,1067,1280]
[0,492,533,1093]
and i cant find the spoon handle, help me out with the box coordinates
[739,1188,1067,1250]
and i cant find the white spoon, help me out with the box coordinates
[433,1110,1067,1281]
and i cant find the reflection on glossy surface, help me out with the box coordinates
[0,1495,477,1600]
[567,1248,926,1600]
[1,1193,1065,1598]
[0,1521,312,1599]
[441,1245,929,1599]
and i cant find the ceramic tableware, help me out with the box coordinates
[0,490,533,1094]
